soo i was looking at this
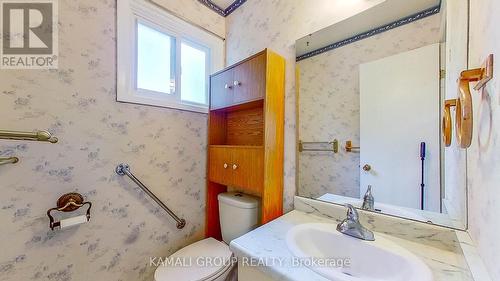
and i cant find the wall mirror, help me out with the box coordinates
[296,0,468,229]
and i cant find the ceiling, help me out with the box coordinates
[296,0,442,57]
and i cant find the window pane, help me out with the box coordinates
[181,42,208,104]
[137,23,175,94]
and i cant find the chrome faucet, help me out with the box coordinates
[337,204,375,241]
[361,185,375,211]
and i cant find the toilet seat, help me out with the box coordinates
[154,238,234,281]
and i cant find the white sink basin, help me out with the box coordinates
[286,223,433,281]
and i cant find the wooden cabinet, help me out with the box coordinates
[230,146,264,193]
[206,49,285,240]
[208,146,264,195]
[210,70,233,109]
[233,53,266,104]
[208,146,231,185]
[210,53,266,110]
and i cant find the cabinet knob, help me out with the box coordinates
[223,163,228,169]
[233,80,241,86]
[224,84,232,89]
[362,164,372,171]
[232,164,238,170]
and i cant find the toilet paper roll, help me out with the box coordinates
[60,215,88,229]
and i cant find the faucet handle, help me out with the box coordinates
[344,204,359,221]
[338,204,374,241]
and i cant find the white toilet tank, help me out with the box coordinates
[218,192,260,244]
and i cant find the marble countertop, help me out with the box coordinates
[230,210,474,281]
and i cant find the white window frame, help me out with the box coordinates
[117,0,224,113]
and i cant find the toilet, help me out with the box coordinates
[154,192,260,281]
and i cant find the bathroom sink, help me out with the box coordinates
[285,223,433,281]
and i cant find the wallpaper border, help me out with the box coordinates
[296,5,442,61]
[198,0,247,17]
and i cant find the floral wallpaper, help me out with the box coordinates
[0,1,221,280]
[152,0,225,38]
[225,0,385,210]
[297,14,442,199]
[466,0,500,279]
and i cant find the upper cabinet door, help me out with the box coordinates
[210,69,234,110]
[233,53,266,104]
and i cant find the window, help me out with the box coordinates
[117,0,224,113]
[136,23,176,95]
[181,41,209,104]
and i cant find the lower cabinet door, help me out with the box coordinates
[229,146,264,195]
[208,146,264,195]
[208,146,231,185]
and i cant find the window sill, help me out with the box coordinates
[117,95,208,114]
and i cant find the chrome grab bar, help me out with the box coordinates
[0,157,19,165]
[115,164,186,229]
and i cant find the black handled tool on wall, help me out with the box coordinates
[420,142,426,210]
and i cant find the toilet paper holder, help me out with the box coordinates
[47,192,92,230]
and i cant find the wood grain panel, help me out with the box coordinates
[230,146,264,196]
[261,50,285,224]
[206,49,285,239]
[208,111,227,145]
[210,69,234,110]
[208,146,230,185]
[205,182,226,240]
[208,145,264,192]
[233,53,266,104]
[226,107,264,146]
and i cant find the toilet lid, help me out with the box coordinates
[154,238,233,281]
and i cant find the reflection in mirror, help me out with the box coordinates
[296,0,468,229]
